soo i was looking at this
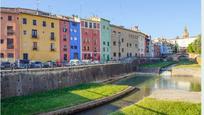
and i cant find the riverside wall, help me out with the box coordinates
[1,58,160,98]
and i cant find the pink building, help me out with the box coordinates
[81,19,100,61]
[0,8,20,62]
[59,18,70,63]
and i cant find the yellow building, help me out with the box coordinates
[19,12,60,62]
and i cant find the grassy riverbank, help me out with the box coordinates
[111,98,201,115]
[174,59,200,68]
[1,83,128,115]
[140,61,176,68]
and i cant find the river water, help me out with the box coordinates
[76,70,201,115]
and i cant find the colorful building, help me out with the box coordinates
[69,16,81,60]
[0,8,20,62]
[58,16,70,62]
[89,16,111,62]
[81,19,100,61]
[19,9,60,62]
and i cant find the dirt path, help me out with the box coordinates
[149,89,201,103]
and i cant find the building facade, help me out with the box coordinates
[110,25,146,60]
[0,8,20,62]
[19,12,60,62]
[81,19,100,61]
[69,16,81,60]
[59,17,70,63]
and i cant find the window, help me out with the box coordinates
[23,53,28,60]
[83,46,86,51]
[70,28,73,32]
[63,45,67,51]
[127,53,129,57]
[1,17,3,20]
[0,39,4,44]
[112,31,116,35]
[87,46,89,51]
[85,22,88,27]
[7,39,14,49]
[103,25,105,29]
[51,22,54,28]
[50,43,55,51]
[71,45,74,49]
[70,37,73,40]
[7,26,14,35]
[7,53,13,58]
[72,22,77,26]
[74,37,77,40]
[74,46,77,49]
[130,43,132,47]
[103,41,106,45]
[42,21,46,27]
[64,54,67,61]
[63,35,67,41]
[33,42,37,50]
[113,52,116,57]
[118,52,121,57]
[74,29,77,33]
[23,30,27,35]
[127,43,129,47]
[0,53,4,58]
[122,48,124,52]
[63,27,67,32]
[105,42,108,47]
[89,22,92,28]
[113,41,116,46]
[121,38,124,42]
[103,47,105,52]
[8,16,12,21]
[93,23,96,28]
[50,32,55,40]
[22,18,27,24]
[33,20,37,25]
[32,29,37,38]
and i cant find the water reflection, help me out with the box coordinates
[76,71,200,115]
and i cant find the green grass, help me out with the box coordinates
[111,98,201,115]
[140,61,176,68]
[174,59,200,68]
[1,83,128,115]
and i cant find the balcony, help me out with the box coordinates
[33,47,38,51]
[32,35,38,39]
[50,48,55,51]
[7,45,14,49]
[7,30,15,35]
[63,48,67,51]
[50,36,55,41]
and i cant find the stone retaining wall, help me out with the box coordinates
[1,58,160,99]
[172,68,201,77]
[135,67,161,74]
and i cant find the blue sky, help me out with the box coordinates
[1,0,201,39]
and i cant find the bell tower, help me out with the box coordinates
[182,26,189,39]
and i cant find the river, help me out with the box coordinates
[76,69,201,115]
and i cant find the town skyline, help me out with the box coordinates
[1,0,201,39]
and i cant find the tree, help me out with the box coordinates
[187,35,201,54]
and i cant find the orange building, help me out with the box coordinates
[0,8,20,62]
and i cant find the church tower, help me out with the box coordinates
[182,26,189,39]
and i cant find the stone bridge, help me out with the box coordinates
[166,53,189,61]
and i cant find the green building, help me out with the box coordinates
[100,18,111,62]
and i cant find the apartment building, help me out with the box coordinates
[81,18,100,61]
[110,25,146,60]
[0,8,20,62]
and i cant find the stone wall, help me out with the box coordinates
[172,68,201,77]
[1,58,160,99]
[1,64,133,98]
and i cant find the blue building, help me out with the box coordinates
[69,17,81,60]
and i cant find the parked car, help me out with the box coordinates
[0,62,11,69]
[69,59,81,66]
[14,59,30,69]
[82,60,92,65]
[91,60,100,64]
[30,61,43,68]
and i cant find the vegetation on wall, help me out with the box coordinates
[187,35,201,54]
